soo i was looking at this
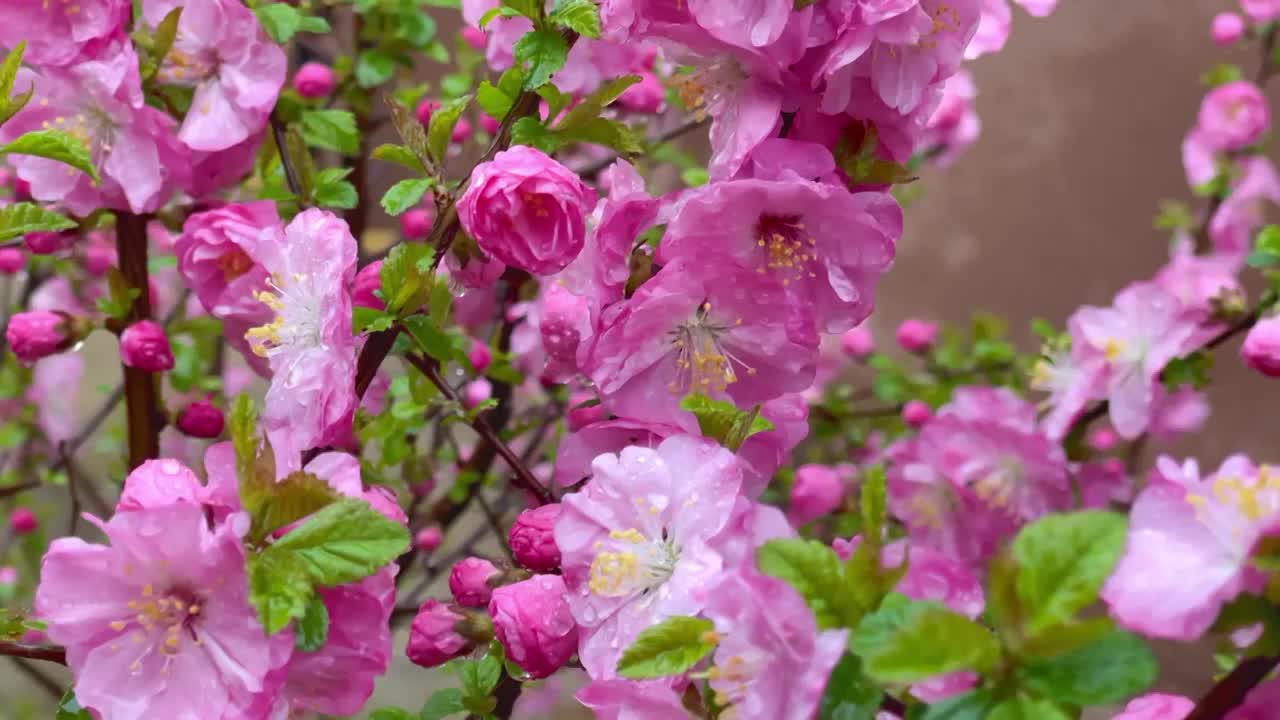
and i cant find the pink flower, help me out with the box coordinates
[352,261,384,311]
[468,338,492,372]
[400,207,434,239]
[1241,0,1280,23]
[1231,676,1280,719]
[789,464,845,525]
[1210,157,1280,253]
[9,507,36,534]
[704,570,847,719]
[176,398,225,438]
[6,310,71,363]
[246,209,357,463]
[0,248,24,274]
[120,320,176,372]
[577,680,693,719]
[896,318,938,352]
[143,0,285,152]
[553,418,677,487]
[35,503,292,719]
[1243,314,1280,377]
[1112,693,1193,720]
[1213,12,1246,46]
[687,0,790,50]
[509,504,562,572]
[406,599,473,667]
[841,326,875,358]
[451,117,473,144]
[293,62,335,98]
[1103,455,1278,640]
[415,526,443,552]
[457,146,596,275]
[1197,80,1270,151]
[658,175,901,334]
[23,231,75,255]
[461,26,487,50]
[555,435,742,678]
[618,71,666,113]
[902,399,932,427]
[921,70,980,166]
[967,0,1011,60]
[1153,238,1243,321]
[489,575,579,679]
[449,557,499,607]
[0,0,128,66]
[583,257,818,431]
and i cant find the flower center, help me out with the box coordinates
[667,302,751,395]
[217,247,254,281]
[40,0,81,15]
[922,3,963,48]
[39,103,115,171]
[108,583,204,672]
[157,40,219,87]
[708,648,771,713]
[245,273,324,357]
[973,456,1026,509]
[755,215,817,286]
[1186,468,1280,524]
[588,528,679,598]
[672,57,743,117]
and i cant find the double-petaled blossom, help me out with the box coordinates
[0,0,128,66]
[489,575,579,679]
[1183,81,1271,187]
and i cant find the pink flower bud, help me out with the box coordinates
[1212,12,1246,46]
[902,400,932,427]
[6,310,71,363]
[840,326,874,358]
[415,526,443,552]
[353,260,384,310]
[83,242,114,276]
[176,399,225,439]
[293,62,335,99]
[449,557,500,607]
[1198,81,1269,150]
[508,504,561,572]
[416,99,442,126]
[461,26,488,50]
[462,378,492,410]
[400,207,434,239]
[467,339,492,373]
[0,248,24,275]
[896,319,937,352]
[9,507,37,534]
[12,177,31,201]
[410,478,436,497]
[23,231,73,255]
[451,117,473,144]
[617,71,665,113]
[120,320,175,372]
[479,114,500,135]
[406,599,473,668]
[488,575,577,679]
[1242,315,1280,377]
[566,392,604,431]
[0,566,16,585]
[788,464,844,525]
[1088,428,1118,451]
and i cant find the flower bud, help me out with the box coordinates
[840,326,874,358]
[788,464,844,525]
[12,177,31,201]
[1242,315,1280,377]
[451,118,473,144]
[896,319,937,352]
[293,62,336,99]
[416,99,442,126]
[0,248,24,275]
[353,260,384,310]
[461,26,487,50]
[488,575,577,679]
[1088,428,1118,451]
[902,400,932,427]
[400,207,434,240]
[508,504,561,572]
[23,231,73,255]
[1212,13,1246,46]
[0,566,16,586]
[617,71,665,114]
[176,398,225,439]
[448,557,500,607]
[406,599,474,668]
[467,339,492,373]
[415,526,443,552]
[6,310,73,363]
[120,320,175,372]
[479,114,500,135]
[9,507,37,534]
[462,378,492,409]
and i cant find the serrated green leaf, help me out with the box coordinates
[510,116,560,152]
[295,593,330,652]
[144,7,183,81]
[403,313,459,364]
[356,50,397,88]
[513,30,568,90]
[1018,617,1114,659]
[382,178,433,216]
[984,697,1071,720]
[1017,628,1156,705]
[313,178,358,209]
[0,42,25,101]
[372,143,426,172]
[420,688,467,719]
[354,306,396,334]
[861,465,887,544]
[229,394,258,482]
[556,75,640,131]
[250,471,341,542]
[476,80,514,121]
[459,654,502,696]
[300,109,359,155]
[298,15,331,33]
[385,95,432,168]
[850,597,1000,684]
[369,709,414,720]
[500,0,541,21]
[549,0,601,38]
[269,498,410,586]
[379,242,435,315]
[254,3,302,43]
[0,202,75,241]
[535,82,571,122]
[557,116,643,154]
[2,130,99,183]
[616,615,717,679]
[679,394,775,451]
[247,549,314,634]
[1010,510,1127,633]
[426,94,471,163]
[284,124,315,198]
[756,538,857,629]
[818,653,882,720]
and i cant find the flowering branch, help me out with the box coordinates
[113,211,161,470]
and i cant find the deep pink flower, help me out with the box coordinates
[406,599,472,668]
[23,231,74,255]
[0,0,128,66]
[658,176,901,334]
[1243,314,1280,377]
[0,248,24,275]
[293,62,335,99]
[618,71,666,113]
[896,318,938,352]
[143,0,286,152]
[841,326,875,357]
[415,526,443,552]
[555,435,742,678]
[451,117,473,144]
[352,260,384,311]
[467,338,492,372]
[1197,80,1270,151]
[921,70,980,166]
[509,504,562,572]
[9,507,36,534]
[120,320,176,372]
[6,310,71,363]
[415,98,442,126]
[246,209,357,462]
[1213,12,1246,46]
[902,399,932,427]
[489,575,579,679]
[789,464,845,525]
[449,557,499,607]
[461,26,487,50]
[400,207,434,239]
[457,146,596,275]
[1113,694,1192,719]
[1231,676,1280,719]
[35,503,292,719]
[176,398,225,438]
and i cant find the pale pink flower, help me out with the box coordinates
[576,680,693,719]
[1242,0,1280,22]
[1210,157,1280,254]
[789,464,845,525]
[0,0,128,66]
[921,69,980,166]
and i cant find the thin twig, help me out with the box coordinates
[575,117,709,181]
[271,112,305,199]
[61,442,80,536]
[0,642,67,665]
[0,480,38,498]
[474,492,515,563]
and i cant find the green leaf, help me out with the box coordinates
[755,538,856,629]
[916,691,996,720]
[556,75,641,131]
[557,116,643,155]
[0,202,75,241]
[95,266,141,321]
[1017,628,1157,705]
[313,178,358,210]
[56,689,93,720]
[679,394,775,452]
[403,314,462,365]
[459,654,503,696]
[500,0,542,21]
[142,7,183,81]
[850,596,1000,684]
[984,697,1071,720]
[426,94,471,163]
[385,96,432,168]
[249,470,341,543]
[420,688,467,720]
[513,30,569,90]
[861,465,887,544]
[549,0,601,38]
[510,116,560,152]
[1,129,99,183]
[254,3,302,43]
[382,178,434,217]
[356,50,397,88]
[269,498,410,586]
[535,82,572,121]
[354,306,397,334]
[1010,510,1127,633]
[476,80,515,121]
[372,143,427,172]
[0,42,25,101]
[369,709,415,720]
[284,124,316,199]
[228,394,258,482]
[300,109,359,155]
[298,15,331,33]
[379,242,435,316]
[818,653,882,720]
[295,593,330,652]
[616,615,717,679]
[247,549,314,634]
[1201,62,1243,88]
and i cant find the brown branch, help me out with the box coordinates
[0,642,67,665]
[0,480,38,498]
[114,211,161,471]
[270,113,304,199]
[344,11,371,242]
[1186,655,1279,720]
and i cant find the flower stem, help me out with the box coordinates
[114,211,162,470]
